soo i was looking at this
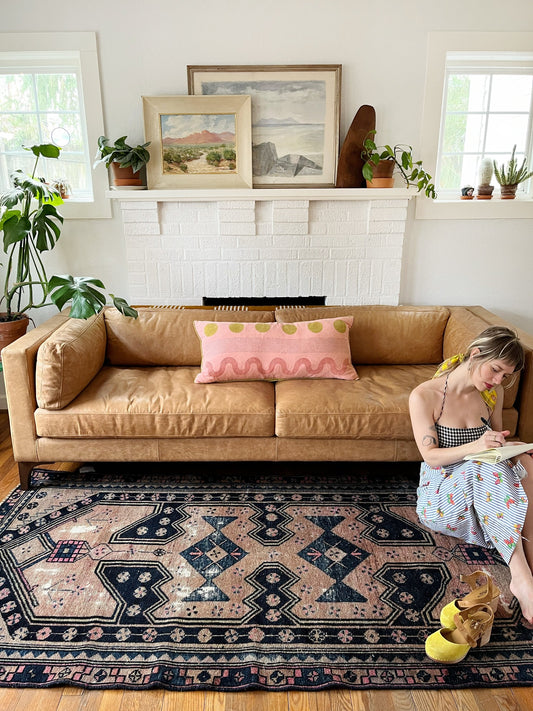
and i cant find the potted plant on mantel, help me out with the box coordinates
[361,131,437,198]
[493,145,533,199]
[93,135,151,189]
[0,143,137,356]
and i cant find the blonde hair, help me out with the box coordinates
[466,326,525,373]
[439,326,525,384]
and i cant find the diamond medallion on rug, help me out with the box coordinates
[0,464,531,691]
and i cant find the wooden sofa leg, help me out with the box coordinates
[18,463,36,491]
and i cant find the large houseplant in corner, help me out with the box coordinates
[0,143,137,354]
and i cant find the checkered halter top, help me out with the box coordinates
[434,373,489,448]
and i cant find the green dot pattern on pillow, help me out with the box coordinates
[282,324,298,335]
[204,323,218,337]
[255,323,271,332]
[308,321,323,333]
[334,319,347,333]
[229,323,244,333]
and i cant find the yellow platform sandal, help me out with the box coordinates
[426,603,494,663]
[440,571,500,629]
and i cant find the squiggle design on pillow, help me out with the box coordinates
[201,356,355,382]
[193,317,358,384]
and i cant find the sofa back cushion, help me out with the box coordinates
[275,305,450,365]
[105,307,276,366]
[36,311,107,409]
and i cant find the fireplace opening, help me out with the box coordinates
[202,296,326,307]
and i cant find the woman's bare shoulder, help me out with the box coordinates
[410,377,444,406]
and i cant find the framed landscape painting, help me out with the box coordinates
[187,65,342,187]
[142,95,252,189]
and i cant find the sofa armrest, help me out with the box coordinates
[2,311,70,462]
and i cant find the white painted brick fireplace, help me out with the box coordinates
[113,189,414,306]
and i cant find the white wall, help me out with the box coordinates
[3,0,533,332]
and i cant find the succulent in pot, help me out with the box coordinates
[493,145,533,199]
[0,143,137,354]
[476,157,494,199]
[361,131,436,198]
[93,135,151,187]
[51,177,72,199]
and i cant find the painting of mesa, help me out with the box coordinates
[160,113,237,174]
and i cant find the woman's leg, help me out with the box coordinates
[508,537,533,624]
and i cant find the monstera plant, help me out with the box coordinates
[0,143,136,351]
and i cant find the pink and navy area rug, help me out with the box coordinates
[0,462,530,691]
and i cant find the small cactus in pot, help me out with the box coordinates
[477,157,494,199]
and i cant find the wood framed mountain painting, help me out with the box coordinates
[142,95,252,188]
[187,65,341,187]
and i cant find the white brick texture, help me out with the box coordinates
[121,198,409,304]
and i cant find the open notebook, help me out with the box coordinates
[464,442,533,464]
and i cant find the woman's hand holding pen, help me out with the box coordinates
[480,417,510,448]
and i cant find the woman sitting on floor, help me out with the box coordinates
[409,326,533,623]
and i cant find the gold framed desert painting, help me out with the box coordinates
[142,95,252,189]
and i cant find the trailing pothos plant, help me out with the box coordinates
[361,131,437,198]
[0,143,137,321]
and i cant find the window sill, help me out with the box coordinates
[415,196,533,220]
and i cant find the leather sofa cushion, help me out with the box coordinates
[35,366,275,438]
[275,364,439,439]
[105,307,275,367]
[275,306,450,365]
[35,312,107,409]
[275,364,519,440]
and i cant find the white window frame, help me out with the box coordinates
[417,32,533,220]
[0,32,110,219]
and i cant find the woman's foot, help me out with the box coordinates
[509,570,533,624]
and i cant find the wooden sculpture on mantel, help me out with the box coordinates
[336,105,376,188]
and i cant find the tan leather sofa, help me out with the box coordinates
[3,304,533,489]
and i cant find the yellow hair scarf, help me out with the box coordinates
[433,353,497,409]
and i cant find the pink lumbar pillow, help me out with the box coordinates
[194,317,358,383]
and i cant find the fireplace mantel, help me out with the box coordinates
[106,187,417,202]
[114,188,414,307]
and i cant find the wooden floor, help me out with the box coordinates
[0,414,532,711]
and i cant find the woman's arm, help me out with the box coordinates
[409,385,506,468]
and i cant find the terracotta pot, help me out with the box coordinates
[500,184,517,200]
[365,159,394,188]
[0,315,30,360]
[476,184,494,200]
[110,163,143,187]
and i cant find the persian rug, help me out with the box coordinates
[0,462,531,691]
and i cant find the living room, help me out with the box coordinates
[1,0,533,708]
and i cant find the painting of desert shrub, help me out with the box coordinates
[143,95,252,189]
[161,113,237,174]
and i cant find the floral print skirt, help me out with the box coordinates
[416,458,528,564]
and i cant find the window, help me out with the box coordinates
[438,52,533,197]
[0,33,110,219]
[418,32,533,219]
